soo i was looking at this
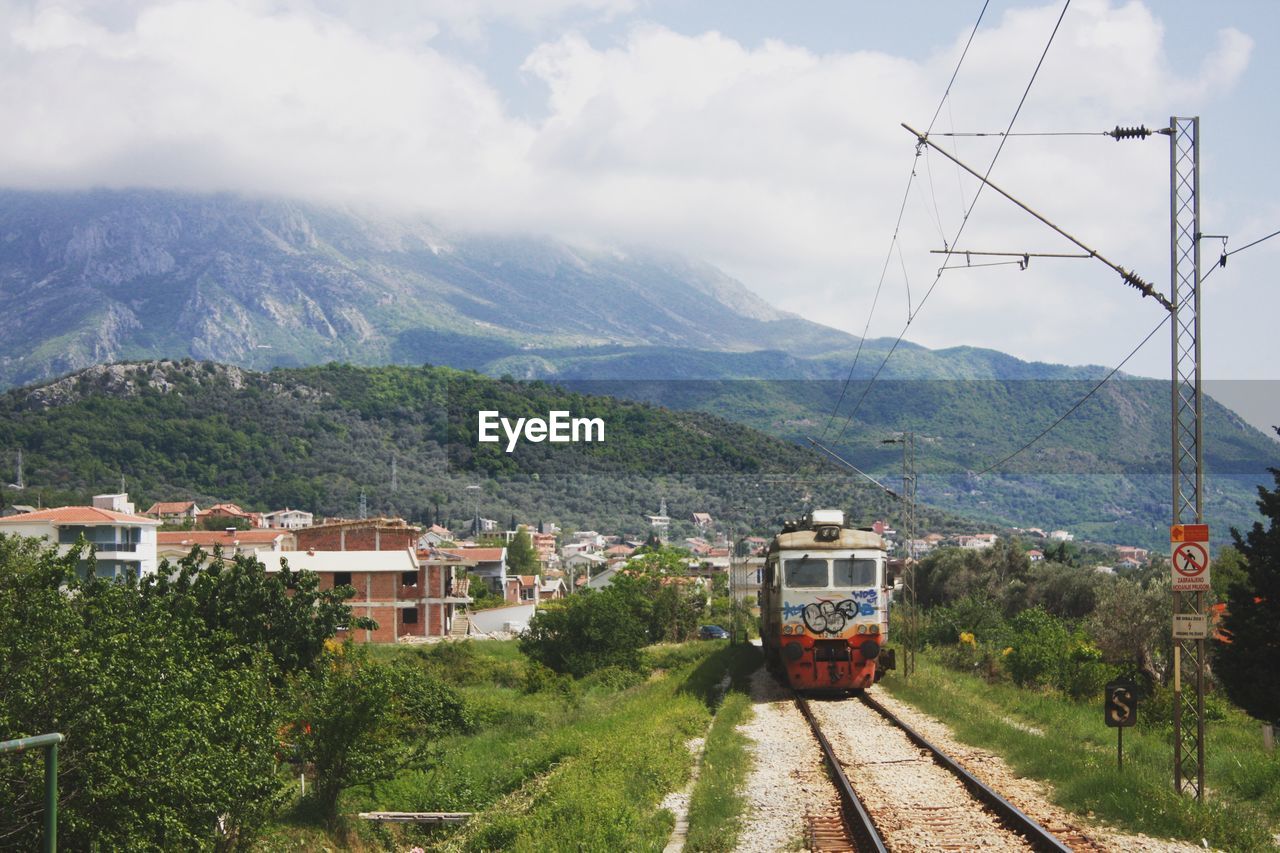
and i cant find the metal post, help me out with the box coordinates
[1169,115,1205,801]
[0,733,64,852]
[902,432,917,680]
[44,740,57,853]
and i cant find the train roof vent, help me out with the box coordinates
[810,509,844,528]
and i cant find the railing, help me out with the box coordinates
[88,542,138,553]
[1,732,64,852]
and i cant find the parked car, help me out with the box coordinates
[699,624,729,640]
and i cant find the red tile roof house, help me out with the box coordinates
[453,546,514,603]
[517,575,541,603]
[0,499,161,578]
[144,500,201,523]
[198,502,266,529]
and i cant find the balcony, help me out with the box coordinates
[88,542,139,553]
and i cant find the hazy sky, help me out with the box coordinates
[2,0,1277,392]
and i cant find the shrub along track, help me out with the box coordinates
[801,692,1105,852]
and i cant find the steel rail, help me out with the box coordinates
[858,693,1072,853]
[795,696,887,853]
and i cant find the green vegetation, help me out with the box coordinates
[684,644,761,853]
[881,653,1280,850]
[0,360,924,538]
[0,537,383,850]
[521,551,718,677]
[1216,444,1280,725]
[312,640,751,852]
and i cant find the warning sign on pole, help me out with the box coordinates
[1170,525,1211,592]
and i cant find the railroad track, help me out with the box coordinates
[797,691,1089,852]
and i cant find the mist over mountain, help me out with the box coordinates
[0,189,869,388]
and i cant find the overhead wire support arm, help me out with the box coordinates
[902,122,1174,313]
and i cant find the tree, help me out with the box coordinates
[506,528,539,575]
[145,549,376,677]
[1215,442,1280,723]
[290,643,468,822]
[520,590,647,677]
[0,535,284,850]
[1088,575,1171,685]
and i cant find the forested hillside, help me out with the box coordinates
[0,360,964,538]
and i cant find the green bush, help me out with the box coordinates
[520,590,648,677]
[1005,607,1071,688]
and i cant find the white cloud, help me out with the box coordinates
[0,0,1265,377]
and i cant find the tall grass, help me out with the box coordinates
[882,652,1280,851]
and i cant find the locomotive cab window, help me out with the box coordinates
[784,556,829,588]
[832,558,878,587]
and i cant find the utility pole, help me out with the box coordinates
[904,117,1208,799]
[390,454,398,493]
[1169,115,1205,802]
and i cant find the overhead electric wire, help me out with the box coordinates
[973,313,1169,476]
[832,0,1073,445]
[933,130,1108,137]
[981,225,1280,482]
[817,159,918,441]
[819,0,991,440]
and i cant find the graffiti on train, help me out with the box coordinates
[785,589,878,635]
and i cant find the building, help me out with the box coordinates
[264,548,424,643]
[517,575,540,603]
[261,508,314,530]
[1027,549,1045,562]
[539,576,568,600]
[0,494,160,578]
[418,550,473,637]
[645,499,671,537]
[1048,530,1074,542]
[452,545,512,602]
[156,529,294,563]
[144,501,201,523]
[296,517,420,552]
[198,503,265,529]
[419,524,453,548]
[691,512,713,529]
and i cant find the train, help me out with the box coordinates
[760,509,895,692]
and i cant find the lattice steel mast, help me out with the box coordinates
[1169,115,1204,801]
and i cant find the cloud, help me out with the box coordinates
[0,0,1261,376]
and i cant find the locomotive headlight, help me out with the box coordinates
[781,624,792,635]
[856,624,867,635]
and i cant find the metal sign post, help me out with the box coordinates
[1104,680,1138,771]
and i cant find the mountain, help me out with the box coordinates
[0,189,858,389]
[0,360,968,539]
[0,189,1273,549]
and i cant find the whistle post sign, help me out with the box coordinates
[1104,680,1138,728]
[1170,524,1211,592]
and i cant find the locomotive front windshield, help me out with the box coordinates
[833,558,878,587]
[784,556,828,587]
[783,555,880,588]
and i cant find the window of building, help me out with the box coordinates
[333,572,353,588]
[402,608,419,625]
[401,571,418,587]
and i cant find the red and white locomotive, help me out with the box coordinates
[761,509,895,692]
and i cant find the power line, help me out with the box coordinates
[927,0,991,134]
[832,0,1073,444]
[820,0,991,440]
[933,130,1108,137]
[973,313,1169,477]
